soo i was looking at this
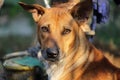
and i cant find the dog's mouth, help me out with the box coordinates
[46,57,59,62]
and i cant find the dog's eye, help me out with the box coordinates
[41,26,49,32]
[62,29,71,35]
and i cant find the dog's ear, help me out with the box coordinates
[70,0,94,35]
[19,2,45,23]
[70,0,92,24]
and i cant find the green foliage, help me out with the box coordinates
[94,0,120,53]
[1,0,35,17]
[0,36,33,57]
[96,23,120,47]
[5,0,20,5]
[0,0,36,56]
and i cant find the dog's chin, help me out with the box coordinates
[46,58,58,62]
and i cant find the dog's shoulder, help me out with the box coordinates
[93,46,120,72]
[91,45,119,70]
[82,46,120,80]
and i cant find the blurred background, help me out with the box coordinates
[0,0,120,58]
[0,0,42,57]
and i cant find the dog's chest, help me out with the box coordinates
[45,63,65,80]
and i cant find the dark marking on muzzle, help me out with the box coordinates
[46,47,59,58]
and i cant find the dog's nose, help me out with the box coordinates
[46,48,59,58]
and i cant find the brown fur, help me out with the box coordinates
[19,0,120,80]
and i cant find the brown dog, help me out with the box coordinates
[19,0,120,80]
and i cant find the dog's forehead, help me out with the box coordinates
[38,7,74,26]
[47,7,69,15]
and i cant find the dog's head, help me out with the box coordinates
[19,0,92,62]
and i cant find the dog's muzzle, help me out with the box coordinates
[41,47,59,62]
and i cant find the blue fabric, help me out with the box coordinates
[92,0,109,23]
[89,0,110,42]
